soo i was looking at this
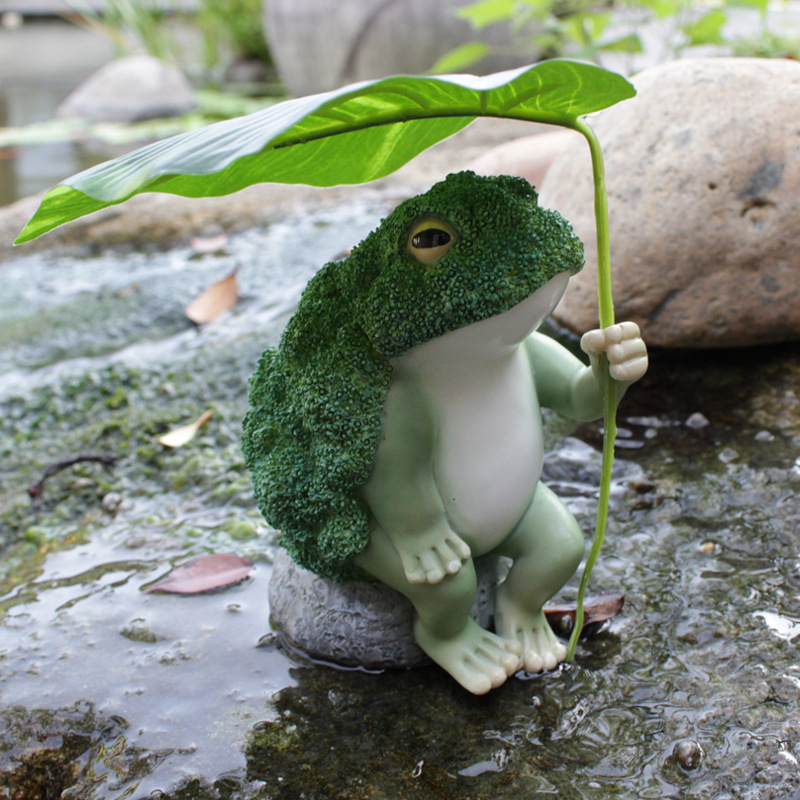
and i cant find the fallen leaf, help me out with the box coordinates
[190,233,228,254]
[185,268,238,324]
[158,410,212,448]
[544,590,624,638]
[144,553,253,594]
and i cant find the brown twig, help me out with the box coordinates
[27,453,117,507]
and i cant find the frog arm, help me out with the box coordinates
[525,323,647,421]
[359,380,471,585]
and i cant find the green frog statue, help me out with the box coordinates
[242,171,648,694]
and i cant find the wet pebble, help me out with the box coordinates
[718,447,739,464]
[685,412,709,429]
[102,492,123,514]
[673,739,703,770]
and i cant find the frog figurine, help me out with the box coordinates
[242,170,648,694]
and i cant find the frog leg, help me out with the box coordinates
[355,529,522,695]
[493,481,585,673]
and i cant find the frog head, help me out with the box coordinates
[335,170,584,357]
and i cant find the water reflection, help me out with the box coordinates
[0,18,115,208]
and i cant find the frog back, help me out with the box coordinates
[241,259,391,582]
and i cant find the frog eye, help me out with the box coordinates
[407,218,460,265]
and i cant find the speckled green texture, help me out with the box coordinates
[241,171,584,581]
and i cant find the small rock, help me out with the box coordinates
[673,739,703,770]
[685,412,709,429]
[540,58,800,348]
[718,447,739,464]
[57,55,194,123]
[102,492,123,515]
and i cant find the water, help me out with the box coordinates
[2,188,799,797]
[0,200,390,796]
[0,18,118,207]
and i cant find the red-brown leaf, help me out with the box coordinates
[144,554,253,594]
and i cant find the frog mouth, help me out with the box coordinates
[465,269,571,348]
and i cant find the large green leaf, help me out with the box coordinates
[16,59,634,244]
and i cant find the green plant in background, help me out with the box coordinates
[65,0,273,84]
[15,59,634,653]
[434,0,797,73]
[65,0,182,63]
[196,0,272,68]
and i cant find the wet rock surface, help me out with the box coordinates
[541,57,800,348]
[2,174,800,799]
[269,550,500,668]
[56,55,195,123]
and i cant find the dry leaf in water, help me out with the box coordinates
[186,269,238,324]
[190,233,228,254]
[144,553,253,594]
[158,410,212,448]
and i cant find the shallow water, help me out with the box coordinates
[2,196,800,799]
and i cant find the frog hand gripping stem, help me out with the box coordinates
[241,171,648,695]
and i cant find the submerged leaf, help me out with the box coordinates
[16,60,635,243]
[157,410,213,448]
[545,590,624,638]
[185,269,238,324]
[144,553,253,594]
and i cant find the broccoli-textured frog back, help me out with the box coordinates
[242,260,391,582]
[241,171,584,582]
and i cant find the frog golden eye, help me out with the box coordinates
[407,218,460,265]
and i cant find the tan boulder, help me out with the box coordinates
[467,129,579,189]
[539,57,800,348]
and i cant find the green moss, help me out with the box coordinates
[221,518,259,540]
[104,385,129,410]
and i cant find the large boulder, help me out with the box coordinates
[539,58,800,348]
[57,55,194,123]
[264,0,530,97]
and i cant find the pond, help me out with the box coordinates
[0,17,121,207]
[1,177,800,799]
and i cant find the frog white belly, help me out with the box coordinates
[378,274,569,554]
[428,348,542,552]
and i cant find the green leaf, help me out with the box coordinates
[648,0,681,20]
[728,0,769,15]
[429,42,490,74]
[681,8,728,47]
[455,0,516,29]
[16,60,635,244]
[597,33,644,54]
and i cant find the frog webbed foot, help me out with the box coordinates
[414,617,522,695]
[495,603,567,674]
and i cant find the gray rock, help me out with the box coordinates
[57,55,194,123]
[268,548,502,668]
[539,57,800,348]
[264,0,532,97]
